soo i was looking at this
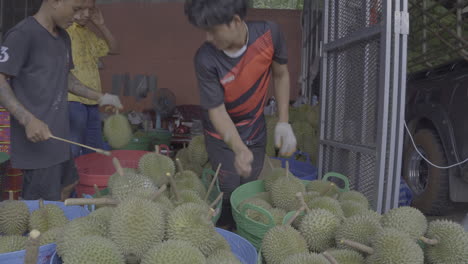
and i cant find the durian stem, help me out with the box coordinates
[93,184,102,198]
[320,182,336,196]
[155,145,160,154]
[24,230,40,264]
[340,239,374,255]
[175,158,184,172]
[8,190,13,200]
[296,192,310,212]
[38,199,44,209]
[167,172,181,202]
[420,236,439,245]
[150,184,168,201]
[209,192,224,209]
[286,205,306,226]
[322,251,338,264]
[207,208,217,221]
[286,161,290,178]
[112,157,124,177]
[64,198,119,206]
[266,157,274,169]
[204,163,222,201]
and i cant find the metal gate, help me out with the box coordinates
[318,0,409,213]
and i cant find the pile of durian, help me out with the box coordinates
[247,167,468,264]
[55,155,232,264]
[0,197,70,253]
[265,104,320,164]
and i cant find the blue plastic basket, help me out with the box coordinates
[50,227,257,264]
[270,151,318,181]
[0,200,89,264]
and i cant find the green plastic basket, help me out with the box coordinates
[230,180,311,250]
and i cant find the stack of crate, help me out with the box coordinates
[0,107,10,154]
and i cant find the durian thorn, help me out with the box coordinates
[286,205,306,226]
[420,236,439,245]
[167,172,180,202]
[296,192,310,212]
[322,251,338,264]
[93,184,102,198]
[209,192,224,209]
[64,198,119,206]
[38,198,44,209]
[175,158,184,172]
[112,157,124,177]
[8,190,13,200]
[150,184,168,201]
[24,229,41,264]
[205,163,222,201]
[340,239,374,255]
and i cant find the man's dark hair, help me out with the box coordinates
[184,0,248,28]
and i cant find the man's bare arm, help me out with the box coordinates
[0,73,51,142]
[0,73,33,126]
[68,73,103,101]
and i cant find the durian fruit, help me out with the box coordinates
[342,228,424,264]
[261,225,309,264]
[207,250,241,264]
[340,200,368,218]
[56,216,108,257]
[138,152,175,186]
[280,252,329,264]
[252,192,273,204]
[270,171,306,211]
[175,148,191,167]
[166,202,219,256]
[86,207,114,235]
[306,180,340,197]
[187,135,209,166]
[29,200,68,233]
[108,171,158,201]
[141,240,206,264]
[264,168,288,192]
[299,209,341,252]
[421,220,468,264]
[0,235,27,253]
[269,208,287,225]
[381,206,427,241]
[62,235,125,264]
[103,113,132,149]
[335,214,382,251]
[107,167,140,188]
[325,249,364,264]
[0,199,29,235]
[175,171,207,198]
[309,197,344,219]
[172,190,206,207]
[153,195,175,213]
[39,227,62,246]
[110,197,166,260]
[338,191,369,208]
[211,231,231,253]
[303,191,321,206]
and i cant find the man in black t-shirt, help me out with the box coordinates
[185,0,297,229]
[0,0,121,200]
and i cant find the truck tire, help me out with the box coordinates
[403,129,452,215]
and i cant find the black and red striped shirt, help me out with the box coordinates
[194,21,288,145]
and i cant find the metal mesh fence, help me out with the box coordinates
[324,37,380,148]
[328,0,383,42]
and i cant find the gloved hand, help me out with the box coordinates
[98,93,123,109]
[274,122,297,156]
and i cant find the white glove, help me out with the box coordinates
[98,93,122,109]
[274,122,297,156]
